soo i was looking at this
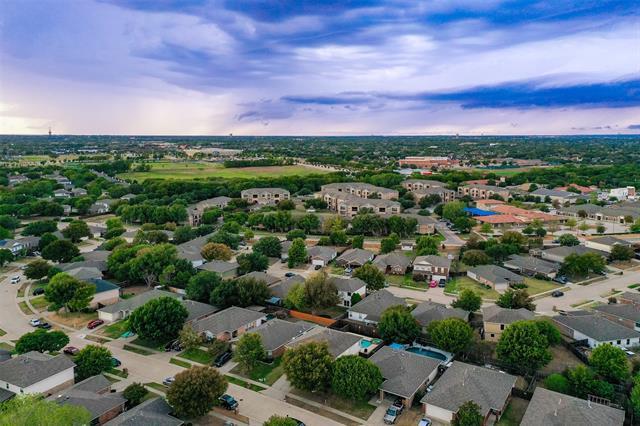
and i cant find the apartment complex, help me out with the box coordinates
[320,183,400,217]
[241,187,290,205]
[458,184,510,200]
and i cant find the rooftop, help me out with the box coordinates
[370,346,441,399]
[482,305,535,324]
[0,351,75,388]
[554,314,640,342]
[349,289,405,322]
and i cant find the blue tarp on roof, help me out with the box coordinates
[463,207,497,216]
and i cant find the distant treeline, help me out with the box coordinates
[223,158,294,168]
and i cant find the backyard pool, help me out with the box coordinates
[406,346,452,363]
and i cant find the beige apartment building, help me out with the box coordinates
[241,187,290,205]
[458,184,510,200]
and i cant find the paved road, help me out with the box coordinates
[435,225,465,248]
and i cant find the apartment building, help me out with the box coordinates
[457,184,510,200]
[241,188,290,205]
[320,183,398,201]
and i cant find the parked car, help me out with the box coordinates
[384,403,403,424]
[111,357,121,367]
[284,272,295,278]
[418,418,432,426]
[162,376,175,386]
[551,290,564,298]
[314,264,322,270]
[32,287,45,296]
[438,279,446,288]
[87,319,104,329]
[29,318,41,327]
[344,267,353,276]
[553,275,568,284]
[165,339,182,352]
[213,351,232,368]
[10,276,21,284]
[63,346,79,355]
[37,322,52,329]
[287,418,305,426]
[429,280,438,288]
[219,394,239,411]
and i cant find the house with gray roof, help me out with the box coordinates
[531,187,582,204]
[269,274,304,300]
[520,387,624,426]
[105,397,183,426]
[51,375,126,425]
[553,313,640,348]
[192,306,267,342]
[593,303,640,331]
[335,248,375,268]
[348,289,405,325]
[540,245,607,264]
[412,255,451,282]
[286,328,362,358]
[60,260,108,273]
[240,271,281,286]
[411,301,469,329]
[66,266,104,281]
[197,260,239,279]
[0,351,75,397]
[329,276,367,307]
[467,265,524,293]
[422,361,517,424]
[482,305,535,341]
[245,319,314,358]
[503,254,559,278]
[308,245,338,266]
[585,235,632,254]
[176,234,211,267]
[373,251,412,275]
[370,346,440,407]
[187,196,232,225]
[82,250,111,262]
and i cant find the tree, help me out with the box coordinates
[236,277,271,307]
[15,329,69,354]
[0,249,13,267]
[451,289,482,312]
[286,229,306,241]
[353,263,386,291]
[329,229,348,246]
[253,236,282,257]
[589,344,630,382]
[378,305,420,343]
[45,273,95,312]
[24,259,52,280]
[287,238,308,268]
[596,224,606,234]
[166,366,228,419]
[558,233,580,246]
[264,415,300,426]
[380,234,400,254]
[561,252,606,278]
[631,376,640,419]
[186,271,221,303]
[331,355,383,400]
[75,345,113,381]
[200,242,233,261]
[282,342,333,392]
[415,235,439,256]
[453,401,483,426]
[38,232,58,251]
[129,296,188,342]
[22,220,58,236]
[496,289,535,311]
[0,395,92,426]
[179,324,203,350]
[129,244,178,287]
[284,282,307,310]
[297,214,320,233]
[534,320,561,345]
[427,318,474,355]
[237,251,269,274]
[234,333,265,373]
[461,250,490,266]
[351,235,364,249]
[304,272,339,312]
[62,220,91,243]
[208,230,241,249]
[123,382,148,408]
[496,320,551,373]
[566,365,614,399]
[610,244,635,261]
[42,239,79,263]
[544,373,570,394]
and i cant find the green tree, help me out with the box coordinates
[496,320,551,373]
[129,296,188,342]
[237,251,269,274]
[75,345,113,381]
[24,259,52,280]
[22,220,58,236]
[284,282,307,310]
[186,271,221,303]
[453,401,483,426]
[496,288,535,311]
[62,220,92,243]
[45,273,95,312]
[38,232,58,251]
[286,229,306,241]
[297,214,320,233]
[461,250,490,266]
[558,233,580,246]
[353,263,386,291]
[304,272,339,312]
[427,318,474,355]
[589,344,630,382]
[178,324,203,351]
[0,249,13,267]
[561,252,606,278]
[544,373,570,394]
[380,233,400,254]
[631,376,640,419]
[236,277,271,307]
[282,342,333,392]
[0,395,91,426]
[234,333,265,373]
[15,329,69,354]
[451,289,481,312]
[253,236,282,258]
[415,235,439,256]
[287,238,308,268]
[378,305,420,343]
[200,242,233,261]
[331,355,383,400]
[129,244,178,287]
[166,366,228,419]
[534,320,561,345]
[610,244,635,261]
[42,239,79,263]
[264,415,299,426]
[123,382,148,408]
[351,235,364,249]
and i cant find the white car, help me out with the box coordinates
[29,319,41,327]
[10,276,21,284]
[418,418,432,426]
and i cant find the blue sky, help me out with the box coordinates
[0,0,638,135]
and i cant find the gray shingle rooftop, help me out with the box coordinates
[52,375,126,421]
[373,252,412,272]
[308,245,338,262]
[411,301,469,327]
[482,305,535,324]
[588,235,631,247]
[413,255,451,269]
[370,346,440,399]
[330,276,367,293]
[620,291,640,304]
[553,314,640,342]
[98,289,181,314]
[593,303,640,323]
[104,397,183,426]
[504,254,559,275]
[269,275,304,299]
[240,271,281,286]
[0,351,75,388]
[197,260,239,274]
[542,245,606,259]
[335,248,375,266]
[348,289,405,322]
[287,328,361,358]
[469,265,524,286]
[249,319,314,352]
[192,306,266,336]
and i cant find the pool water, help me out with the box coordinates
[405,346,448,361]
[359,338,383,348]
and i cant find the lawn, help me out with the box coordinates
[225,375,267,392]
[130,337,167,351]
[445,276,500,299]
[289,388,377,421]
[0,328,6,337]
[178,347,213,364]
[119,161,329,181]
[30,296,50,311]
[100,320,131,339]
[523,277,560,295]
[0,342,14,351]
[145,382,169,393]
[107,368,129,378]
[386,273,430,291]
[123,344,153,356]
[496,397,529,425]
[230,358,284,386]
[170,358,192,368]
[18,301,33,315]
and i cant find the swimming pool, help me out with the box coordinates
[405,346,451,362]
[359,338,382,348]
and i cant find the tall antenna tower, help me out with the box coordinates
[48,127,52,136]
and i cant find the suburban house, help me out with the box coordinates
[51,375,126,425]
[66,266,103,281]
[240,271,281,286]
[245,319,314,358]
[71,187,88,197]
[0,239,24,255]
[187,196,232,225]
[176,234,210,267]
[401,214,438,234]
[530,188,581,204]
[520,387,625,426]
[373,252,412,275]
[370,346,440,407]
[553,313,640,348]
[467,265,524,293]
[269,275,305,301]
[286,328,362,358]
[348,289,405,325]
[53,189,72,198]
[88,199,117,215]
[457,184,510,200]
[197,260,239,279]
[307,245,338,267]
[241,188,290,205]
[482,305,535,341]
[411,301,469,329]
[60,259,108,274]
[104,397,183,426]
[192,306,267,341]
[421,362,517,425]
[8,174,29,186]
[540,245,608,264]
[503,254,559,279]
[593,304,640,331]
[412,255,451,282]
[585,235,632,254]
[86,279,120,309]
[0,352,75,398]
[329,276,367,308]
[335,248,375,268]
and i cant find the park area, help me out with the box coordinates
[118,161,330,181]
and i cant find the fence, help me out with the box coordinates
[330,318,379,338]
[289,310,336,327]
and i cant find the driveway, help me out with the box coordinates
[436,225,464,248]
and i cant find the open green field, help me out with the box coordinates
[119,161,330,181]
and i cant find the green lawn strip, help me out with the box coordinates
[628,284,640,289]
[170,358,192,368]
[0,328,6,337]
[570,300,594,308]
[145,382,169,393]
[30,295,50,311]
[445,276,500,299]
[100,320,131,339]
[140,390,161,403]
[18,301,33,315]
[106,368,129,378]
[386,273,430,291]
[230,358,284,386]
[0,342,14,352]
[123,344,153,356]
[129,337,167,352]
[289,388,376,421]
[522,277,560,295]
[225,375,267,392]
[496,397,529,426]
[178,347,213,364]
[105,375,121,383]
[85,335,110,344]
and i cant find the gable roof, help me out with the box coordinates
[336,248,375,266]
[182,300,219,322]
[192,306,266,336]
[65,266,103,281]
[373,252,412,271]
[619,291,640,304]
[329,276,367,293]
[0,352,75,388]
[249,319,314,352]
[104,397,183,426]
[553,314,640,342]
[504,254,559,275]
[308,245,338,262]
[370,346,440,399]
[588,235,631,247]
[98,289,181,314]
[240,271,281,286]
[88,278,120,294]
[593,303,640,323]
[411,301,469,327]
[520,387,624,426]
[413,255,451,269]
[421,361,516,416]
[482,305,535,324]
[348,290,405,322]
[542,245,607,259]
[287,328,361,358]
[469,265,524,285]
[269,275,304,299]
[52,375,126,421]
[197,260,239,274]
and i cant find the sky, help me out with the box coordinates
[0,0,638,135]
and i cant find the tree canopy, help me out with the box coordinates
[166,366,228,419]
[129,296,188,342]
[282,342,333,392]
[378,305,420,344]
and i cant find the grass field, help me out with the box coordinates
[119,161,329,181]
[445,276,500,299]
[231,358,284,386]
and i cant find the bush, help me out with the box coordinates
[544,373,570,394]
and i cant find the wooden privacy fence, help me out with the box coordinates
[289,310,336,327]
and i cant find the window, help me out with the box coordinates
[490,334,495,338]
[617,340,621,345]
[500,324,505,330]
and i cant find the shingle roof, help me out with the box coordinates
[98,289,181,314]
[373,252,412,272]
[421,362,516,416]
[531,188,579,198]
[197,260,239,274]
[240,271,281,286]
[348,290,405,322]
[308,245,337,262]
[619,292,640,304]
[330,276,367,293]
[269,275,304,299]
[520,387,625,426]
[593,303,640,323]
[66,266,103,281]
[542,245,606,259]
[60,260,108,272]
[469,265,524,286]
[411,301,469,327]
[104,397,183,426]
[192,306,266,336]
[249,319,314,352]
[553,314,640,342]
[182,300,219,322]
[370,346,440,398]
[88,278,120,294]
[413,255,451,269]
[287,328,361,358]
[335,248,375,266]
[482,305,535,324]
[0,352,75,388]
[52,375,126,421]
[504,254,559,275]
[588,236,631,247]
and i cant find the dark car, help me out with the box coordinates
[63,346,79,355]
[165,339,182,352]
[287,418,305,426]
[32,287,45,296]
[219,394,239,410]
[284,272,295,277]
[551,290,564,298]
[37,322,52,329]
[438,279,446,288]
[111,357,122,367]
[213,351,232,368]
[314,264,322,270]
[87,319,104,329]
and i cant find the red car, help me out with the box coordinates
[63,346,79,355]
[87,319,104,329]
[429,280,438,288]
